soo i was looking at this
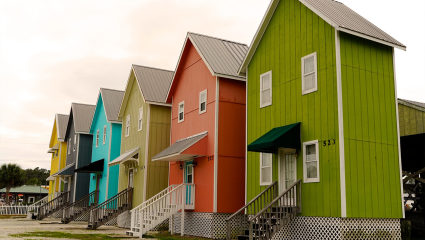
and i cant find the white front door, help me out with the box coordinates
[278,149,297,194]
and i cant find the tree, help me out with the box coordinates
[23,167,49,186]
[0,164,25,204]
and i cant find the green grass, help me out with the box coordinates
[0,215,26,219]
[144,231,210,240]
[10,231,127,240]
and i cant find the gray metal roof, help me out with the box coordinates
[109,147,139,166]
[52,163,75,176]
[187,32,248,80]
[399,98,425,112]
[152,132,208,161]
[301,0,405,49]
[71,103,96,134]
[132,65,174,104]
[240,0,405,73]
[56,114,69,141]
[100,88,125,122]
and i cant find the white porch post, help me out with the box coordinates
[180,185,185,236]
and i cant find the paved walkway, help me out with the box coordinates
[0,216,132,239]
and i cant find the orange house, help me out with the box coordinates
[152,32,247,239]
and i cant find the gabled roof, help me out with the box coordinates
[56,114,69,141]
[239,0,406,73]
[66,103,96,137]
[99,88,125,122]
[167,32,248,102]
[0,185,48,194]
[119,65,174,119]
[399,98,425,112]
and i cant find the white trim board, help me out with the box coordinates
[213,77,219,212]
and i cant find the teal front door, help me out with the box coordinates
[184,163,193,205]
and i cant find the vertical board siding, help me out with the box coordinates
[398,104,425,136]
[146,105,170,200]
[48,120,60,197]
[340,32,402,218]
[246,0,340,217]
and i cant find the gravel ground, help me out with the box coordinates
[0,216,133,240]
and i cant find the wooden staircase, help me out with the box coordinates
[37,191,70,220]
[127,183,195,238]
[61,190,98,224]
[226,180,301,240]
[87,188,133,230]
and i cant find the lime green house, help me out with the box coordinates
[111,65,173,227]
[229,0,406,239]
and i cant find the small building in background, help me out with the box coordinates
[0,185,48,205]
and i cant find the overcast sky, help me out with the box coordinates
[0,0,423,170]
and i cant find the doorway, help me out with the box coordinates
[184,163,194,205]
[278,149,297,199]
[128,169,134,188]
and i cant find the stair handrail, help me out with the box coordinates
[226,181,277,240]
[131,184,178,213]
[62,190,98,222]
[28,195,49,213]
[38,191,70,220]
[249,180,302,240]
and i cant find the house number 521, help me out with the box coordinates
[323,139,336,146]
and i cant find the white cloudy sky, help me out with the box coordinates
[0,0,423,170]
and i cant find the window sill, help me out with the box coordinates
[303,178,320,183]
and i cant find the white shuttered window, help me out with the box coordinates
[260,153,273,185]
[125,115,130,137]
[303,140,320,182]
[138,107,143,131]
[301,52,318,95]
[199,90,207,114]
[260,71,272,108]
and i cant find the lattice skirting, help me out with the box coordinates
[171,212,230,239]
[271,217,401,240]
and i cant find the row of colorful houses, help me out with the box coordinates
[44,0,407,239]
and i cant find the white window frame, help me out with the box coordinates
[103,125,107,144]
[301,52,318,95]
[28,196,35,204]
[67,138,71,155]
[138,107,143,131]
[259,153,273,186]
[199,90,207,114]
[260,71,272,108]
[125,115,130,137]
[178,101,184,123]
[303,140,320,183]
[95,130,99,147]
[73,134,77,152]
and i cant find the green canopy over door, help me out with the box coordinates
[247,122,301,153]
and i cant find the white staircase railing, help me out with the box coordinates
[28,195,49,215]
[129,183,195,238]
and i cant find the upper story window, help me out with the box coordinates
[73,134,77,152]
[301,52,318,95]
[68,138,71,155]
[260,153,273,186]
[303,140,320,183]
[103,125,107,144]
[138,107,143,131]
[125,115,130,137]
[260,71,272,108]
[178,101,184,123]
[96,130,99,147]
[199,90,207,114]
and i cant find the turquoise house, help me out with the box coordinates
[88,88,125,203]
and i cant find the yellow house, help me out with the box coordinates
[46,114,69,200]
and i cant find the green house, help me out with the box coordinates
[234,0,405,238]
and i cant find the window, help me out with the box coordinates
[260,71,272,108]
[125,115,130,137]
[301,52,317,95]
[199,90,207,114]
[138,107,143,131]
[73,134,77,152]
[303,140,320,183]
[28,196,35,204]
[178,101,184,123]
[96,130,99,147]
[260,153,273,185]
[103,125,107,144]
[67,138,71,155]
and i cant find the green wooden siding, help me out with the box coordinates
[398,104,425,136]
[340,32,402,218]
[246,0,341,217]
[118,72,170,207]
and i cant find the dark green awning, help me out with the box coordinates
[248,122,301,153]
[74,159,104,173]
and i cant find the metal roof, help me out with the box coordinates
[56,114,69,141]
[100,88,125,122]
[399,98,425,112]
[239,0,406,73]
[0,185,48,194]
[187,32,248,80]
[132,65,174,104]
[71,103,96,134]
[109,147,139,166]
[52,163,75,176]
[152,132,208,161]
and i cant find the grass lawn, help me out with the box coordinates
[0,215,26,219]
[144,231,211,240]
[10,231,128,240]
